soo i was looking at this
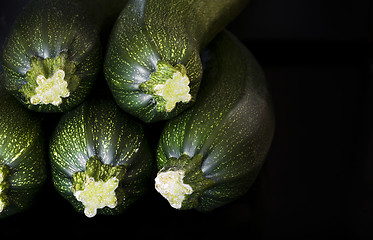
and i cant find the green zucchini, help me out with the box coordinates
[49,98,153,217]
[1,0,103,112]
[0,74,46,218]
[104,0,250,122]
[155,31,275,211]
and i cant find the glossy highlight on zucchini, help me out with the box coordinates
[1,0,101,112]
[104,0,250,122]
[49,98,153,217]
[0,75,46,218]
[155,31,275,211]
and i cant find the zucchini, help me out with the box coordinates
[1,0,102,112]
[0,74,46,218]
[104,0,250,122]
[49,98,153,217]
[155,31,275,211]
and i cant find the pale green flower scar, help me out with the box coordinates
[30,69,70,106]
[73,176,120,218]
[154,170,193,209]
[139,61,191,112]
[70,156,126,218]
[153,70,191,112]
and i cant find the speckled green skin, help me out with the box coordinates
[1,0,101,112]
[0,78,46,218]
[156,31,275,212]
[104,0,250,123]
[49,98,153,216]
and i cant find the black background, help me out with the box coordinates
[0,0,372,238]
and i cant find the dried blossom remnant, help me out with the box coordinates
[30,69,70,106]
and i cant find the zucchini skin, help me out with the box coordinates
[1,0,101,112]
[104,0,250,123]
[156,31,275,211]
[0,76,46,218]
[49,97,154,216]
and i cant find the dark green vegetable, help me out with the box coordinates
[0,74,46,218]
[49,98,153,217]
[1,0,128,112]
[104,0,250,122]
[155,31,275,211]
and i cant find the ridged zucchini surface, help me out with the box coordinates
[1,0,102,112]
[155,31,275,211]
[104,0,250,122]
[49,98,153,217]
[0,74,46,218]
